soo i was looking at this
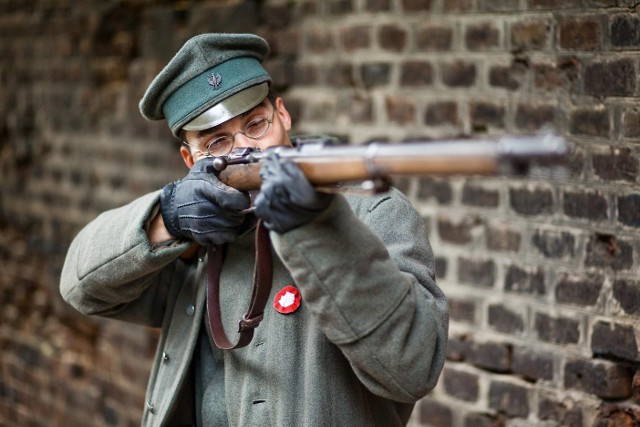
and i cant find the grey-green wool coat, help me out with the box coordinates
[60,188,448,426]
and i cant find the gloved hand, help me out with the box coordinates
[254,153,334,233]
[160,158,251,246]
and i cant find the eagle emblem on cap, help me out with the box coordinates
[207,73,222,89]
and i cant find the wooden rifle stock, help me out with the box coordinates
[213,134,568,192]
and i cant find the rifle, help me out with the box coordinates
[206,132,568,349]
[211,133,569,193]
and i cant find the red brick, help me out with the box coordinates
[437,216,477,244]
[584,59,636,97]
[513,346,554,381]
[534,312,580,344]
[306,25,334,53]
[511,18,551,50]
[486,224,521,252]
[532,230,576,259]
[558,17,601,50]
[424,101,458,126]
[365,0,391,11]
[461,183,499,207]
[400,60,434,86]
[592,148,638,182]
[385,96,416,124]
[470,101,505,130]
[470,341,512,372]
[621,108,640,138]
[419,399,453,426]
[529,0,581,8]
[533,57,581,92]
[592,321,639,362]
[539,395,584,426]
[415,24,454,51]
[515,103,556,131]
[570,108,610,137]
[610,13,640,48]
[488,381,530,418]
[594,405,640,427]
[585,233,633,271]
[465,22,500,50]
[488,304,525,334]
[441,61,477,87]
[565,359,634,399]
[555,273,604,306]
[562,190,609,221]
[458,257,496,288]
[505,265,545,296]
[378,24,408,52]
[443,367,480,402]
[489,60,527,90]
[417,177,453,203]
[509,186,554,216]
[401,0,433,11]
[340,25,371,51]
[613,279,640,315]
[443,0,474,12]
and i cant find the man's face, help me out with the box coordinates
[180,97,292,168]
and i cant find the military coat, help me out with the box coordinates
[60,188,448,426]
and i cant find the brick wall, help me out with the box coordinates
[1,1,638,426]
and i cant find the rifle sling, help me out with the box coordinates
[206,219,273,350]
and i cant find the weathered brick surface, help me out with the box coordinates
[512,346,554,382]
[509,186,554,216]
[488,380,530,418]
[592,321,639,362]
[585,233,634,271]
[448,298,476,324]
[442,367,480,402]
[458,257,496,288]
[505,265,545,296]
[532,229,576,259]
[554,273,603,307]
[534,312,580,345]
[3,2,640,426]
[441,61,477,88]
[564,359,634,399]
[538,395,584,426]
[488,304,525,335]
[558,16,601,51]
[613,279,640,316]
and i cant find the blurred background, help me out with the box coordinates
[1,0,639,426]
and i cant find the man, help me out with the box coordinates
[60,33,448,426]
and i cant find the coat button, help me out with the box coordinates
[186,304,195,316]
[146,401,155,414]
[162,352,170,362]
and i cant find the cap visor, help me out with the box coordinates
[182,83,269,131]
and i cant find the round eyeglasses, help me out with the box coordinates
[182,106,275,157]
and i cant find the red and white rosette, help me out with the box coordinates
[273,285,301,314]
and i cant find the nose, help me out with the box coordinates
[232,132,262,150]
[233,132,282,152]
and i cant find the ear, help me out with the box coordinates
[180,146,195,169]
[275,97,292,132]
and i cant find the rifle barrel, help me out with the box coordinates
[215,134,568,191]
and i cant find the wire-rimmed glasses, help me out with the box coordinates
[182,106,275,157]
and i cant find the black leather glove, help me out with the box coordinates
[160,159,251,246]
[254,153,334,233]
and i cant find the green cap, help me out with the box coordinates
[139,33,272,138]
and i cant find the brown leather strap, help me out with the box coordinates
[206,220,273,349]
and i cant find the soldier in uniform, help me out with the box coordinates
[60,33,448,426]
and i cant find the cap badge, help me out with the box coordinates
[207,73,222,89]
[274,285,301,314]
